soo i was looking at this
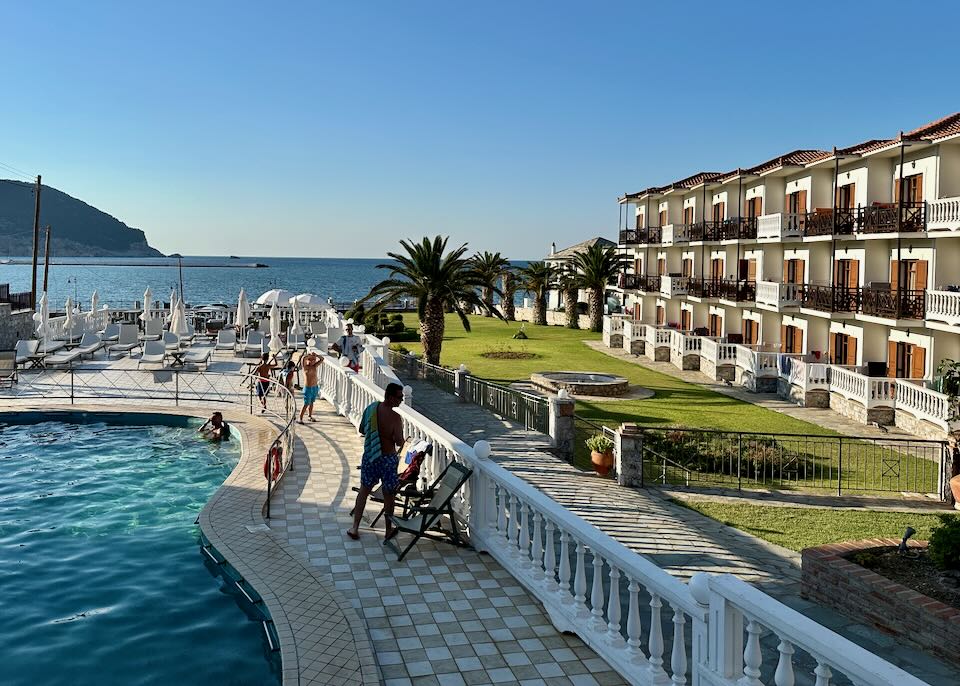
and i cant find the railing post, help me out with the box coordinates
[737,433,742,491]
[615,422,643,487]
[548,390,576,462]
[837,436,843,496]
[454,364,469,403]
[175,371,179,406]
[70,370,74,404]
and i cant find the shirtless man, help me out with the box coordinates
[198,411,231,441]
[299,350,323,423]
[254,353,275,412]
[346,382,405,540]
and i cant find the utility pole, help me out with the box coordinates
[42,226,52,293]
[30,175,42,309]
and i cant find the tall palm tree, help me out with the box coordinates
[557,267,580,329]
[470,251,510,317]
[361,236,498,365]
[571,243,625,332]
[519,261,555,326]
[500,268,517,321]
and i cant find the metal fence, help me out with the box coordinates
[636,427,948,498]
[463,376,549,434]
[572,414,617,474]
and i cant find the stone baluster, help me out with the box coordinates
[589,550,606,631]
[606,566,624,648]
[519,501,531,569]
[670,605,687,686]
[774,638,795,686]
[741,619,763,686]
[813,657,833,686]
[509,494,520,556]
[558,530,572,603]
[648,593,668,684]
[531,512,544,581]
[573,541,588,618]
[542,519,557,591]
[626,579,643,663]
[496,486,507,539]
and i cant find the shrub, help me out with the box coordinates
[345,303,366,325]
[929,514,960,570]
[390,313,404,323]
[390,343,411,355]
[585,433,614,453]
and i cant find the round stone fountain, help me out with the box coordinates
[530,371,630,397]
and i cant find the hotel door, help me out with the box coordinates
[829,333,857,366]
[742,319,759,344]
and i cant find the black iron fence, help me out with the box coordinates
[635,427,947,497]
[572,414,617,474]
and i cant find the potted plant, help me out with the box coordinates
[586,432,615,476]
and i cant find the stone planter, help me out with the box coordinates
[591,449,613,476]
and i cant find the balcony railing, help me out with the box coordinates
[620,227,662,244]
[622,319,646,343]
[803,208,856,237]
[659,276,689,298]
[755,281,801,308]
[618,228,638,244]
[756,212,804,240]
[858,202,926,234]
[735,344,780,378]
[700,337,737,365]
[619,273,660,292]
[645,325,673,347]
[830,365,896,408]
[661,223,691,245]
[926,289,960,326]
[715,217,758,241]
[778,355,831,392]
[927,196,960,231]
[800,285,861,312]
[894,379,954,431]
[670,329,703,357]
[861,288,926,319]
[687,277,720,299]
[0,284,32,311]
[717,279,756,302]
[688,220,723,242]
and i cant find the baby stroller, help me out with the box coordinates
[351,440,433,527]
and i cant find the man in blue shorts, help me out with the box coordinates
[299,350,323,424]
[346,382,405,540]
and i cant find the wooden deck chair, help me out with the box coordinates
[385,460,473,561]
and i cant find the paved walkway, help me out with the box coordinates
[397,372,957,685]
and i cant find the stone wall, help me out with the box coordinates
[623,338,644,356]
[829,392,894,426]
[735,368,778,393]
[701,359,735,382]
[802,539,960,668]
[894,409,950,441]
[0,303,34,349]
[514,307,591,330]
[669,350,700,371]
[644,343,670,362]
[776,380,830,408]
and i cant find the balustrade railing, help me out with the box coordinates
[894,379,954,432]
[858,202,926,233]
[778,356,831,392]
[687,278,720,299]
[659,276,689,298]
[622,319,646,343]
[700,337,737,365]
[800,284,861,312]
[924,289,960,325]
[735,345,779,378]
[670,330,702,357]
[717,279,756,302]
[755,281,801,308]
[927,196,960,230]
[661,223,690,245]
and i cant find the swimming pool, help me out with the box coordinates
[0,414,280,685]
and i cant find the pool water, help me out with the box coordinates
[0,418,280,685]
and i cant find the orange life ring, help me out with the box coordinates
[264,444,282,481]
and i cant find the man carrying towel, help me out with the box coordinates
[346,382,405,540]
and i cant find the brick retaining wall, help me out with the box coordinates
[802,538,960,667]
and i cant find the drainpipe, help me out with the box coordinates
[896,134,905,320]
[737,172,743,297]
[646,197,651,293]
[701,183,707,290]
[831,150,839,312]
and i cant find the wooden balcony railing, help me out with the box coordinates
[803,208,856,237]
[858,202,926,234]
[717,279,757,302]
[687,278,721,298]
[861,288,926,319]
[800,285,861,312]
[618,274,660,292]
[0,284,32,311]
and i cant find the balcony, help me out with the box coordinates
[716,279,756,302]
[926,289,960,326]
[735,344,780,378]
[800,285,861,313]
[659,275,689,298]
[927,197,960,231]
[660,223,690,245]
[688,220,722,242]
[858,202,926,234]
[830,365,896,409]
[803,208,856,237]
[756,212,804,240]
[716,217,757,241]
[687,277,720,299]
[617,228,638,244]
[861,288,926,320]
[618,274,660,293]
[894,379,955,432]
[755,281,801,309]
[778,355,831,392]
[619,227,662,244]
[700,337,737,365]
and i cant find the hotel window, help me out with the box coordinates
[890,259,928,291]
[786,189,807,215]
[710,258,724,280]
[742,319,759,344]
[709,313,722,337]
[887,341,926,379]
[657,258,666,276]
[739,258,757,282]
[680,309,692,331]
[683,206,694,225]
[833,259,859,289]
[712,202,725,223]
[633,258,642,275]
[681,258,694,278]
[835,183,856,209]
[746,196,762,219]
[783,258,805,284]
[656,306,665,325]
[780,325,803,354]
[659,209,668,226]
[635,213,644,230]
[895,173,924,204]
[830,333,857,366]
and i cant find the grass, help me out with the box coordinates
[403,314,833,435]
[674,500,958,552]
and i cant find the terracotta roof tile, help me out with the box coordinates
[905,112,960,141]
[747,149,831,174]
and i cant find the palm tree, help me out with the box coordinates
[557,267,580,329]
[470,251,510,317]
[519,261,555,326]
[361,236,498,365]
[571,243,625,332]
[500,268,517,321]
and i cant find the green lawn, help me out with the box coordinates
[402,315,831,435]
[674,500,958,551]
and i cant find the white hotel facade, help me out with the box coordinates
[607,113,960,438]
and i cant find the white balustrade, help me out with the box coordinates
[927,196,960,231]
[660,276,688,298]
[735,345,779,378]
[756,213,783,240]
[700,338,737,366]
[925,289,960,326]
[603,315,627,347]
[894,379,953,431]
[622,320,646,345]
[313,339,933,686]
[828,366,894,408]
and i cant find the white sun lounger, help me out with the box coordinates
[140,319,163,341]
[75,333,104,359]
[243,332,264,357]
[182,348,212,368]
[44,347,83,368]
[0,350,17,387]
[15,339,39,367]
[286,333,306,351]
[100,323,120,343]
[162,331,180,352]
[108,324,141,358]
[215,329,237,354]
[138,341,167,368]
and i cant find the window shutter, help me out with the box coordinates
[887,340,898,377]
[848,259,860,288]
[797,329,804,354]
[847,337,858,366]
[783,259,789,283]
[747,260,757,282]
[780,325,787,353]
[798,190,807,213]
[915,174,923,203]
[829,334,837,364]
[911,346,926,379]
[785,193,793,214]
[890,260,900,291]
[916,260,928,290]
[894,177,900,203]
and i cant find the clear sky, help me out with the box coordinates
[2,1,958,260]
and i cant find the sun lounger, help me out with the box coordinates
[162,331,181,352]
[75,333,104,359]
[139,319,163,341]
[286,333,306,351]
[100,323,120,343]
[108,324,140,358]
[44,347,83,368]
[385,461,473,561]
[215,329,237,354]
[0,350,17,387]
[138,341,167,368]
[243,332,264,357]
[182,348,212,368]
[15,339,39,367]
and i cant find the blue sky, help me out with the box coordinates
[2,1,958,259]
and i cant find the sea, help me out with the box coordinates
[0,256,528,310]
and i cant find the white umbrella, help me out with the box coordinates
[256,288,295,306]
[170,299,189,337]
[237,288,251,332]
[139,287,153,323]
[291,293,325,307]
[289,299,304,336]
[34,291,49,353]
[64,297,75,340]
[86,291,100,330]
[268,302,282,354]
[167,288,178,323]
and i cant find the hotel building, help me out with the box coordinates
[608,113,960,438]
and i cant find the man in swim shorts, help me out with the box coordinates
[254,353,275,413]
[346,382,405,540]
[299,349,323,424]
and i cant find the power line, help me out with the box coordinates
[0,160,36,181]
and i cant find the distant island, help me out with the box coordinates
[0,180,163,257]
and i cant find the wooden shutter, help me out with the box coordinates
[797,329,804,354]
[888,340,898,377]
[890,260,899,291]
[914,174,923,203]
[634,303,642,320]
[780,325,788,353]
[894,177,900,203]
[795,259,806,284]
[751,321,759,344]
[911,346,926,379]
[915,260,928,290]
[797,190,807,213]
[659,209,667,226]
[783,259,789,283]
[785,194,793,214]
[848,259,860,288]
[846,337,858,366]
[747,260,757,282]
[829,334,837,364]
[713,202,725,222]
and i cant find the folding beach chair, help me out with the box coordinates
[350,442,432,527]
[385,460,473,562]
